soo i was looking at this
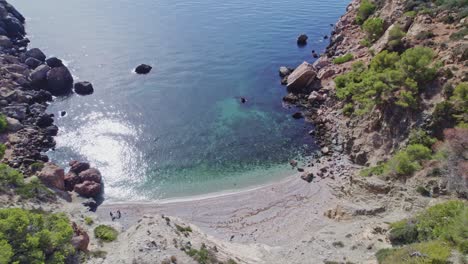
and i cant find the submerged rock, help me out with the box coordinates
[74,81,94,95]
[297,34,308,46]
[292,112,303,119]
[135,64,152,74]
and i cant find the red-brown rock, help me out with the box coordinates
[69,160,90,174]
[74,181,102,198]
[64,171,80,192]
[38,163,65,190]
[71,222,90,252]
[78,168,102,183]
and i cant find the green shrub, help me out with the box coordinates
[343,103,354,116]
[415,30,435,40]
[404,10,417,17]
[387,26,406,51]
[355,0,376,25]
[175,224,192,233]
[334,47,436,115]
[186,244,211,264]
[360,38,371,47]
[388,151,421,176]
[84,217,94,225]
[0,115,7,133]
[0,163,53,200]
[333,54,354,64]
[408,129,437,147]
[0,208,75,264]
[389,220,419,245]
[363,18,385,42]
[376,240,452,264]
[450,27,468,40]
[30,162,44,173]
[406,144,432,161]
[0,144,5,159]
[416,186,431,197]
[360,164,385,177]
[387,201,467,254]
[399,47,437,84]
[94,225,118,242]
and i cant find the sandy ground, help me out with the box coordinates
[82,154,411,264]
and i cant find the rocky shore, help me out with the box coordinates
[0,0,104,202]
[0,0,466,263]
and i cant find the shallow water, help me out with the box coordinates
[11,0,349,200]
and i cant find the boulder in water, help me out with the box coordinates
[279,66,292,77]
[135,64,152,74]
[74,81,94,95]
[286,61,317,94]
[74,181,102,198]
[25,57,42,69]
[30,64,51,85]
[297,34,308,46]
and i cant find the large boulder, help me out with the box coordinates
[25,48,46,62]
[30,64,50,85]
[74,81,94,95]
[46,66,74,95]
[286,62,317,94]
[69,160,90,174]
[64,172,80,192]
[3,15,24,37]
[38,163,65,190]
[135,64,152,74]
[79,168,102,183]
[36,113,54,128]
[46,57,63,68]
[4,2,25,22]
[74,181,101,198]
[297,34,308,46]
[6,117,22,132]
[25,57,42,69]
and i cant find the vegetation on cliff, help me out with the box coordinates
[377,201,467,263]
[0,208,75,264]
[335,47,437,115]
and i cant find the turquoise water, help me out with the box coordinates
[11,0,349,200]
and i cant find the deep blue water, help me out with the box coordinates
[11,0,348,200]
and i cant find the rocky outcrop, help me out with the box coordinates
[64,162,103,198]
[38,163,65,190]
[74,180,101,198]
[286,62,317,94]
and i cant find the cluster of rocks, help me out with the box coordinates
[0,0,96,176]
[38,161,103,199]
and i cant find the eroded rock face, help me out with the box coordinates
[46,66,74,95]
[286,62,317,94]
[74,180,101,198]
[38,163,65,190]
